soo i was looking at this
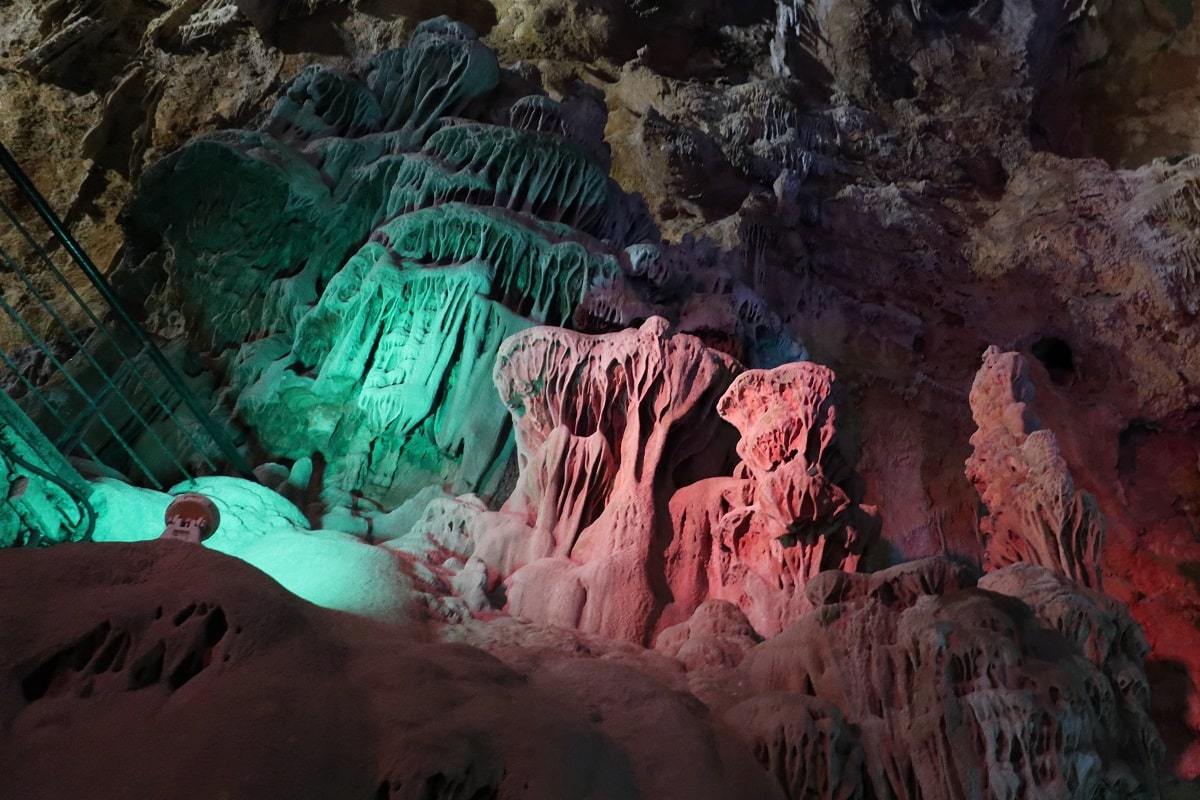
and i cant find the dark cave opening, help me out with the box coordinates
[1031,335,1074,384]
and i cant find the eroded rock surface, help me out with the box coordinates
[0,0,1197,790]
[0,541,781,800]
[666,361,879,637]
[736,557,1163,800]
[474,317,742,643]
[967,346,1105,590]
[115,18,804,518]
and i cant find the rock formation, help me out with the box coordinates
[116,18,794,514]
[475,317,742,642]
[0,541,782,800]
[966,346,1105,590]
[737,557,1163,800]
[1,538,1165,799]
[118,19,638,508]
[430,323,877,644]
[667,361,879,636]
[0,0,1197,794]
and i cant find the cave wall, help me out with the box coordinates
[1,0,1199,785]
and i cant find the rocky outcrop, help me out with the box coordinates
[114,18,804,518]
[723,693,865,800]
[445,325,876,644]
[0,541,782,800]
[666,361,878,637]
[474,317,742,643]
[118,20,588,508]
[736,557,1163,800]
[966,347,1105,589]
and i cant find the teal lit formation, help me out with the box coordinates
[0,390,94,547]
[123,18,654,510]
[122,17,794,513]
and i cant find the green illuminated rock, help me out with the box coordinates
[0,391,94,547]
[121,17,798,515]
[122,18,657,510]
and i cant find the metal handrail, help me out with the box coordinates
[0,141,255,481]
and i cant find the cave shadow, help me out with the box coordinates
[1146,656,1197,777]
[274,5,354,56]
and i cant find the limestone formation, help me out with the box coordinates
[1,0,1198,789]
[119,20,647,509]
[979,563,1164,782]
[652,598,761,675]
[738,557,1163,800]
[0,541,782,800]
[477,317,742,643]
[966,347,1105,590]
[450,335,876,643]
[116,19,804,517]
[723,693,865,800]
[665,362,878,637]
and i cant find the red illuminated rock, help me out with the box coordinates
[966,346,1104,589]
[478,332,877,643]
[481,316,742,643]
[664,362,879,636]
[736,557,1163,800]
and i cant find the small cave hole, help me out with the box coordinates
[173,603,198,626]
[204,608,229,648]
[1031,336,1074,384]
[91,631,131,673]
[1010,734,1024,766]
[127,641,165,690]
[168,608,229,690]
[21,622,112,702]
[927,0,983,15]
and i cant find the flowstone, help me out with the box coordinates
[666,361,879,636]
[966,347,1105,589]
[737,557,1163,800]
[475,317,744,643]
[120,19,640,508]
[121,19,797,513]
[445,324,871,643]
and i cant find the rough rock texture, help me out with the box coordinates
[1,540,1166,800]
[737,557,1163,800]
[113,17,801,517]
[476,317,742,643]
[666,361,879,637]
[0,541,782,800]
[117,19,634,509]
[452,324,875,644]
[1,0,1199,790]
[967,347,1105,590]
